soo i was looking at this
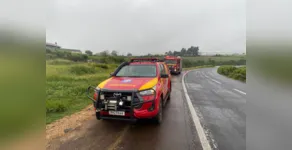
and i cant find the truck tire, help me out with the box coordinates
[96,112,101,120]
[154,100,163,124]
[167,84,171,101]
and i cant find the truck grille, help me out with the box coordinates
[99,91,142,110]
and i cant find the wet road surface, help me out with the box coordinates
[47,74,202,150]
[47,67,246,150]
[184,67,246,150]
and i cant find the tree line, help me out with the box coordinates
[84,46,200,57]
[85,50,132,57]
[165,46,199,56]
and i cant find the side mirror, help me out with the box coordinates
[161,74,169,78]
[110,72,114,76]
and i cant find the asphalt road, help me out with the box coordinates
[47,67,246,150]
[184,67,246,150]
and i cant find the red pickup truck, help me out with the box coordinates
[87,58,172,124]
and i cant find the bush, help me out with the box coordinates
[229,67,246,81]
[46,100,68,113]
[47,59,74,65]
[108,64,119,69]
[69,65,96,75]
[217,66,237,76]
[182,58,246,68]
[217,66,246,82]
[68,54,88,62]
[94,63,109,69]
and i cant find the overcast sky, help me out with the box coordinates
[46,0,245,55]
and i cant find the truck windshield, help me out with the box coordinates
[116,65,157,77]
[165,59,177,64]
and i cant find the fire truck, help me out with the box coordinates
[164,56,182,75]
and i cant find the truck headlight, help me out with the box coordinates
[139,89,155,95]
[139,86,156,96]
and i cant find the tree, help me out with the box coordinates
[46,49,52,53]
[173,51,180,56]
[127,53,132,57]
[165,51,173,56]
[85,50,93,56]
[180,48,187,56]
[187,46,199,56]
[194,46,199,56]
[100,50,109,56]
[187,47,192,56]
[111,50,118,56]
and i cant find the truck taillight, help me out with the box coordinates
[93,92,98,101]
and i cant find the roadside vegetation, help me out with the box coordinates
[217,66,246,82]
[46,60,118,124]
[46,49,246,124]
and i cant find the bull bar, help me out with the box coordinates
[86,86,156,122]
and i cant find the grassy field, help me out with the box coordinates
[46,59,117,124]
[183,55,246,62]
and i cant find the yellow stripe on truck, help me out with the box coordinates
[97,77,113,88]
[139,78,158,91]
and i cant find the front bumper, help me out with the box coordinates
[87,87,158,121]
[169,67,180,74]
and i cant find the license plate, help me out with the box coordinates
[108,111,125,116]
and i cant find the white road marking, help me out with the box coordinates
[204,75,222,85]
[182,71,212,150]
[210,79,221,84]
[233,89,246,95]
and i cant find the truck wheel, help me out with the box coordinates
[96,112,101,120]
[167,85,171,101]
[154,100,163,124]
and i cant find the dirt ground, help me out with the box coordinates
[46,105,94,144]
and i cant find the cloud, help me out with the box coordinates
[46,0,245,55]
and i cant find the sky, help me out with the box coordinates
[46,0,246,55]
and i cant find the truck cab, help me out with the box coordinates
[164,56,182,75]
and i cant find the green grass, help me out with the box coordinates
[181,56,246,68]
[217,65,246,82]
[46,60,116,124]
[183,55,246,62]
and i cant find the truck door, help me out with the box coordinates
[160,64,169,99]
[178,59,182,72]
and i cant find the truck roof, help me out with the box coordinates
[130,58,164,65]
[164,56,181,59]
[130,62,158,65]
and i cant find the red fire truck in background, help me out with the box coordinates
[164,56,182,75]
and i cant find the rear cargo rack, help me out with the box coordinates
[130,57,164,63]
